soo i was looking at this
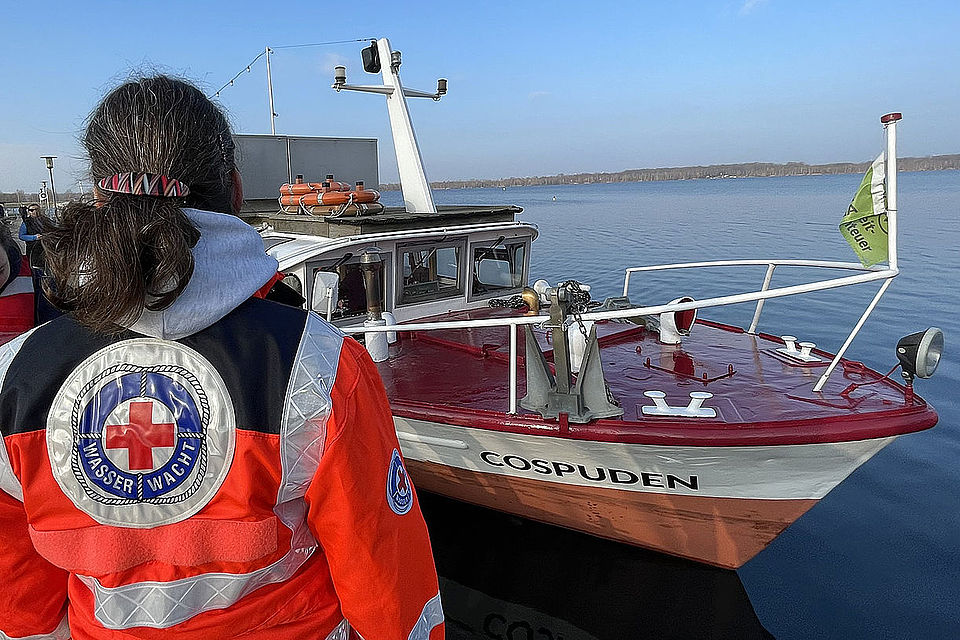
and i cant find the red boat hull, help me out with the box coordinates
[376,312,937,568]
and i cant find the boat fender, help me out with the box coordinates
[658,296,697,345]
[567,320,595,373]
[382,311,399,344]
[364,318,389,362]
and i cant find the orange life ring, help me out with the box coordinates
[279,182,324,196]
[279,188,380,207]
[320,175,352,192]
[279,180,353,196]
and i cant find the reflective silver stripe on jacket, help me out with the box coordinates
[0,615,70,640]
[408,592,444,640]
[328,592,443,640]
[79,314,344,629]
[325,619,351,640]
[0,327,39,502]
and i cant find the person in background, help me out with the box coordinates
[18,204,44,270]
[17,204,59,323]
[0,223,34,339]
[0,76,443,640]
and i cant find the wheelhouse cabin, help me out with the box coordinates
[245,204,536,326]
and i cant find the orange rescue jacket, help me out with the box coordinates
[0,208,443,640]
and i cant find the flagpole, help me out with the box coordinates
[882,112,901,272]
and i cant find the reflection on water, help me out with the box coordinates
[421,493,772,640]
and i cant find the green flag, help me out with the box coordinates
[839,153,888,267]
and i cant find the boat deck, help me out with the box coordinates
[375,307,937,446]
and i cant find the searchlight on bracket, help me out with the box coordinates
[897,327,944,383]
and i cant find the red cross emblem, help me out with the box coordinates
[396,465,409,494]
[105,401,175,470]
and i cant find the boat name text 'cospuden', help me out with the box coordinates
[479,451,699,491]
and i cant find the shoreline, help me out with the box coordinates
[379,155,960,191]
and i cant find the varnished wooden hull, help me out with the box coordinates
[409,459,817,568]
[395,415,897,568]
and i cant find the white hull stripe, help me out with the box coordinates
[394,416,896,501]
[408,591,444,640]
[81,314,344,629]
[0,615,70,640]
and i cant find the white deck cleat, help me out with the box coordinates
[777,335,823,363]
[642,390,717,418]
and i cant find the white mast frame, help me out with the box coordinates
[332,37,444,213]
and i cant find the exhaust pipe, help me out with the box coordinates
[360,251,389,362]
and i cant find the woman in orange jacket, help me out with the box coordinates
[0,76,443,640]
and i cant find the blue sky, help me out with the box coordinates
[1,0,958,191]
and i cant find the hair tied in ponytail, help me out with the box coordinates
[42,76,234,334]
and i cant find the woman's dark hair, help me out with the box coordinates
[40,75,237,333]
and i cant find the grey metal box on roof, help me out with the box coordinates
[233,134,379,201]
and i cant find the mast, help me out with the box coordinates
[332,37,447,213]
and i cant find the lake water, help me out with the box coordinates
[385,170,960,639]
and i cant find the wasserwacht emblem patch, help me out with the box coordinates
[387,448,413,515]
[46,338,236,527]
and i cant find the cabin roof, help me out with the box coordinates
[264,216,538,270]
[245,204,523,239]
[323,205,522,227]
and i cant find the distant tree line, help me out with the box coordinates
[4,154,958,199]
[0,191,83,207]
[379,154,960,191]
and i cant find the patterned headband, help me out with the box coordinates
[96,172,191,198]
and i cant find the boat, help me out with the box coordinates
[247,39,943,569]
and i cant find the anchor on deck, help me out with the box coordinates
[520,284,623,424]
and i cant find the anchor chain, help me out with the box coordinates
[488,295,528,309]
[557,280,597,338]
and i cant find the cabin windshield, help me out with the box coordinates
[310,256,389,320]
[264,236,295,251]
[471,241,526,297]
[399,241,463,304]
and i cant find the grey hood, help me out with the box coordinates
[127,208,279,340]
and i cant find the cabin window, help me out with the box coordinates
[471,241,527,297]
[309,254,389,321]
[398,241,464,304]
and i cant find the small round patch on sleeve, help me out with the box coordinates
[387,448,413,515]
[46,338,236,528]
